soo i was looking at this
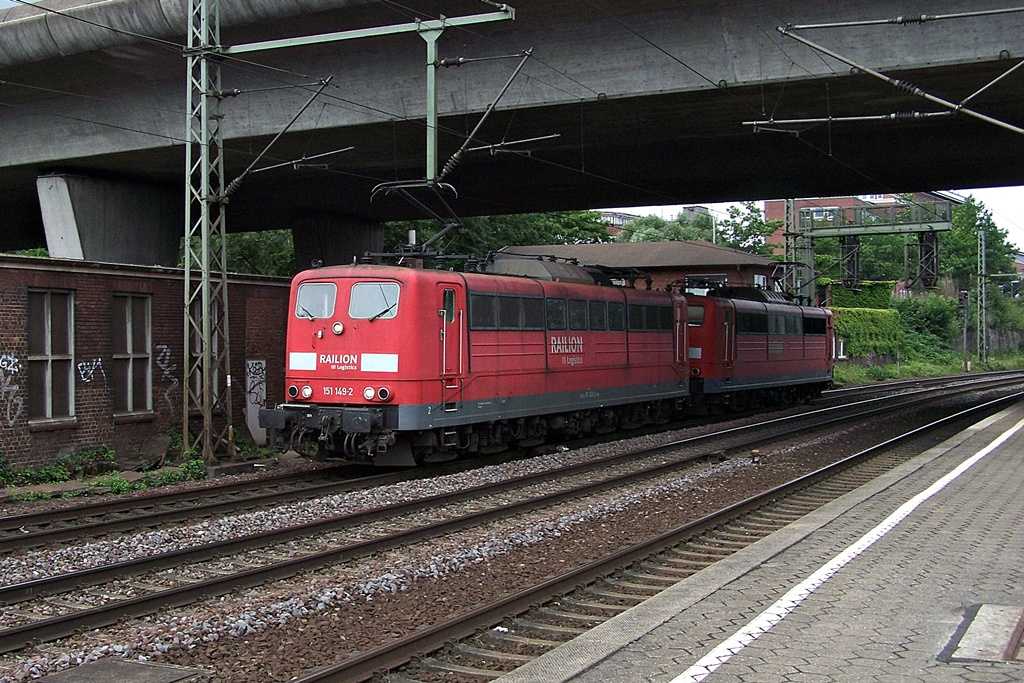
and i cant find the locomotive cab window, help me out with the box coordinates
[295,282,337,320]
[442,289,455,323]
[349,282,400,320]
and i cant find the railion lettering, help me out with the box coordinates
[549,335,584,354]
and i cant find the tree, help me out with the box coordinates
[941,196,1015,291]
[225,230,297,277]
[714,202,780,256]
[616,211,714,243]
[384,211,612,256]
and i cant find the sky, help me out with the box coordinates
[609,186,1024,251]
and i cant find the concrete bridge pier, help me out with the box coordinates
[292,214,384,270]
[37,173,181,267]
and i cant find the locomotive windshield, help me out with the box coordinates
[295,282,336,320]
[350,282,400,320]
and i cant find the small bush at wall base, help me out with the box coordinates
[181,458,208,481]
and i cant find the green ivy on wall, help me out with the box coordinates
[828,281,896,310]
[833,307,901,357]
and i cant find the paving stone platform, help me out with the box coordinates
[497,400,1024,683]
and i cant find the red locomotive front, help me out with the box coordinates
[260,264,459,465]
[260,260,693,465]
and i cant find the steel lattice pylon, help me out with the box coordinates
[184,0,233,462]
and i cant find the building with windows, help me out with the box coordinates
[500,241,780,294]
[0,255,289,469]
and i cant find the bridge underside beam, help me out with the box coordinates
[37,173,182,266]
[292,215,384,269]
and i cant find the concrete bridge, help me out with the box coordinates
[1,0,1022,265]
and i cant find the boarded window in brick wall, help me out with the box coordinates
[27,290,74,420]
[112,294,152,414]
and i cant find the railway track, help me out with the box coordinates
[293,390,1024,683]
[0,375,1019,661]
[2,370,1017,557]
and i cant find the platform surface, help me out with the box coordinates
[497,400,1024,683]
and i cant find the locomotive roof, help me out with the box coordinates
[500,241,776,269]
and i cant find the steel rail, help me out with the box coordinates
[3,374,1013,607]
[4,370,1016,552]
[291,390,1024,682]
[0,379,1018,655]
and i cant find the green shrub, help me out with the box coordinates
[0,459,17,487]
[20,463,71,485]
[59,445,116,479]
[181,458,208,481]
[893,295,958,342]
[94,475,146,495]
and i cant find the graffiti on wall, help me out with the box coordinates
[245,359,267,446]
[0,354,23,427]
[154,344,180,412]
[77,358,107,385]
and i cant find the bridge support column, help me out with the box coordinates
[292,215,384,269]
[37,173,181,266]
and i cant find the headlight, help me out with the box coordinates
[363,386,376,401]
[377,387,391,401]
[332,322,344,335]
[287,385,299,398]
[301,385,313,399]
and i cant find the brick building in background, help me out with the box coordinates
[0,255,289,469]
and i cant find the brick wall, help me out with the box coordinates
[0,255,290,469]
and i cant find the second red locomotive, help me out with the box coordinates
[260,257,834,465]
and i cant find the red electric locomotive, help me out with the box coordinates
[260,261,834,465]
[685,288,834,412]
[259,258,692,465]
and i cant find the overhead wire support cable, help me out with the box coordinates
[223,77,333,198]
[776,26,1024,137]
[437,48,533,183]
[250,147,354,174]
[786,6,1024,30]
[743,111,952,131]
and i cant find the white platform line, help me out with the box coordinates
[670,414,1024,683]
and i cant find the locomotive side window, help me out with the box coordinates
[786,314,802,335]
[295,282,337,320]
[349,282,399,320]
[804,316,827,335]
[569,300,588,330]
[653,305,674,331]
[470,294,497,329]
[628,304,644,331]
[737,311,768,334]
[523,297,545,330]
[546,299,567,330]
[589,301,607,331]
[497,296,521,329]
[688,305,705,326]
[608,302,626,331]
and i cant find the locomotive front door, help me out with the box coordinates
[437,284,464,409]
